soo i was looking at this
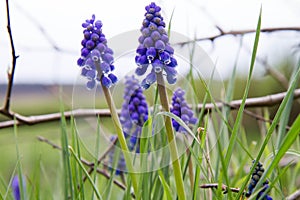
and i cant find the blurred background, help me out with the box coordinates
[0,0,299,83]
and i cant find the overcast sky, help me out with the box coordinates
[0,0,300,84]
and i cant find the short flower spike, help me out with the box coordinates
[171,88,197,133]
[135,2,178,89]
[77,15,117,89]
[246,160,273,200]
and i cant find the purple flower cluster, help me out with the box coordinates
[120,75,149,151]
[77,15,117,89]
[135,2,178,89]
[171,88,197,133]
[246,161,272,200]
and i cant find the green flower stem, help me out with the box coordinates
[95,63,139,199]
[156,72,186,200]
[101,85,140,197]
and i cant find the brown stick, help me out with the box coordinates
[175,27,300,45]
[1,88,299,129]
[81,137,117,183]
[1,0,19,114]
[287,189,300,200]
[199,183,245,194]
[36,136,129,194]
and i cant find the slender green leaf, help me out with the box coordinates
[155,111,200,144]
[61,111,74,199]
[14,117,25,200]
[69,147,102,200]
[224,7,262,167]
[167,8,175,37]
[237,57,300,199]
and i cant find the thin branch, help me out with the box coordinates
[223,102,291,130]
[287,189,300,200]
[1,0,19,114]
[175,27,300,46]
[0,89,300,129]
[212,88,300,109]
[14,2,60,52]
[81,137,117,184]
[37,136,130,195]
[240,41,291,90]
[199,183,245,194]
[37,136,61,150]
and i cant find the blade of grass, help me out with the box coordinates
[28,154,42,200]
[257,115,300,196]
[224,6,262,167]
[155,111,200,144]
[60,105,74,199]
[3,159,19,199]
[157,170,173,200]
[276,61,300,147]
[92,116,102,200]
[104,141,122,200]
[148,138,173,200]
[14,117,25,200]
[237,63,300,199]
[69,147,102,200]
[139,117,153,200]
[124,176,133,200]
[70,116,83,199]
[192,164,200,200]
[167,8,175,37]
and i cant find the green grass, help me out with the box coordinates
[1,79,299,199]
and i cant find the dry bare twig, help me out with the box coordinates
[0,0,19,116]
[37,136,129,194]
[199,183,244,194]
[286,189,300,200]
[175,27,300,45]
[1,89,300,129]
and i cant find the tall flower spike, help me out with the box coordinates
[77,15,117,89]
[120,75,149,151]
[246,160,273,200]
[171,88,197,133]
[135,2,178,89]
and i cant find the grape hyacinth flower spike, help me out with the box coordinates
[77,15,139,196]
[120,75,149,151]
[171,88,198,133]
[77,15,117,89]
[12,176,25,200]
[135,2,178,89]
[246,160,273,200]
[135,3,186,199]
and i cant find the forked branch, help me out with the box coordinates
[1,0,19,115]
